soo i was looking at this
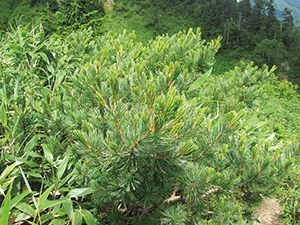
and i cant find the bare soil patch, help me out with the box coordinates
[104,0,114,10]
[253,198,284,225]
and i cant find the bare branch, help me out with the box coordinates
[201,188,219,199]
[211,103,220,121]
[163,188,181,203]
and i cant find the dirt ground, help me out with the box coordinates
[104,0,114,10]
[253,198,284,225]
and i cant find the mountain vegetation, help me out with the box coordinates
[108,0,300,86]
[0,0,300,224]
[272,0,300,24]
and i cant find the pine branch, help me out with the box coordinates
[114,116,129,152]
[44,103,73,141]
[84,142,108,158]
[238,98,255,102]
[176,130,191,139]
[211,103,221,121]
[163,187,220,204]
[293,145,300,158]
[130,131,151,150]
[130,86,144,104]
[149,154,170,160]
[66,86,92,110]
[193,126,228,161]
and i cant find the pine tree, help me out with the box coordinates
[237,0,252,46]
[265,0,279,39]
[238,0,251,20]
[250,0,268,40]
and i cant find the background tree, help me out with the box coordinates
[254,38,286,67]
[266,0,279,39]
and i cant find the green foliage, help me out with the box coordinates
[43,0,106,36]
[276,166,300,224]
[1,1,300,223]
[161,204,188,225]
[264,79,299,100]
[0,23,98,224]
[0,158,97,224]
[254,38,286,67]
[0,23,299,223]
[258,79,300,139]
[256,77,300,224]
[0,0,106,38]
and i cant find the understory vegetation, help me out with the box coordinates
[0,0,300,224]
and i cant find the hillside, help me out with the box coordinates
[274,0,300,24]
[250,0,300,25]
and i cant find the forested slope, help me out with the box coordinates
[108,0,300,86]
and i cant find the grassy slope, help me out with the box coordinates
[105,6,193,45]
[105,6,241,76]
[105,10,154,44]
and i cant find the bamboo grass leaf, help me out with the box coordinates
[15,202,35,217]
[38,184,56,210]
[42,144,53,164]
[39,52,49,64]
[14,77,20,98]
[57,153,70,180]
[11,114,20,139]
[66,188,94,199]
[0,104,7,128]
[0,184,12,225]
[63,199,73,220]
[81,209,97,225]
[39,198,68,211]
[72,211,83,225]
[0,87,7,104]
[10,190,31,210]
[24,135,38,153]
[54,71,65,91]
[188,68,212,92]
[50,219,65,225]
[0,162,23,182]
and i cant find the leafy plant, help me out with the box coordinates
[0,24,98,224]
[0,154,97,224]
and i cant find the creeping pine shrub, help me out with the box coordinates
[0,26,299,224]
[41,29,299,224]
